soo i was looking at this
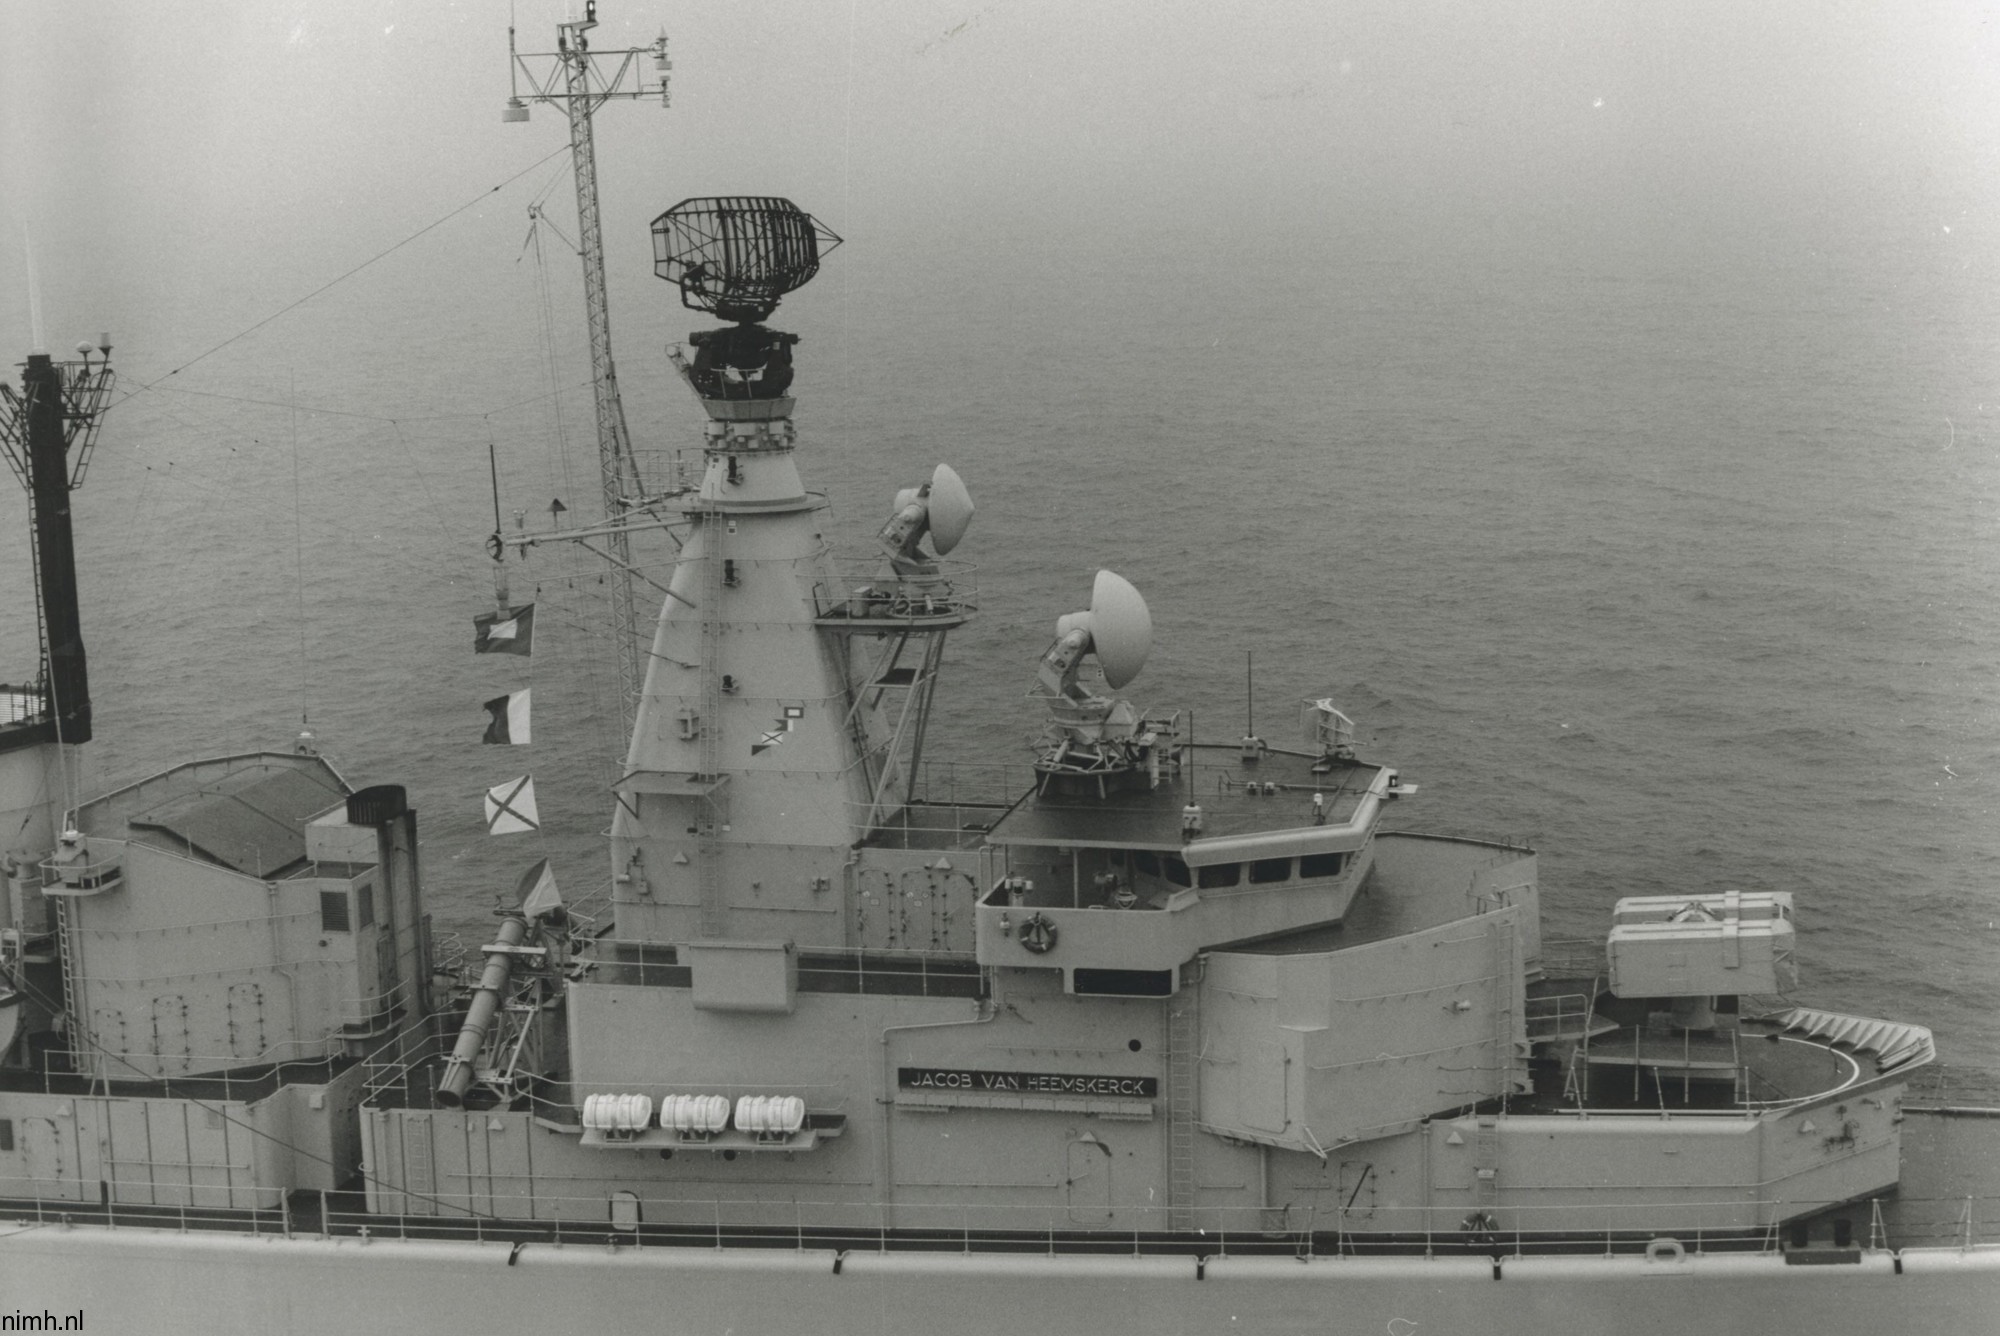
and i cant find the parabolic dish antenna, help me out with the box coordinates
[1086,570,1151,689]
[650,196,843,324]
[927,464,975,555]
[1053,571,1151,691]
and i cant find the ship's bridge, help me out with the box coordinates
[973,746,1406,991]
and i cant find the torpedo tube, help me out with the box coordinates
[436,914,528,1107]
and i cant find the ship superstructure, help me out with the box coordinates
[0,202,1933,1256]
[0,265,1950,1259]
[333,202,1931,1246]
[2,8,1998,1331]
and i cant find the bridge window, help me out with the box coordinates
[1299,852,1346,878]
[1248,857,1292,884]
[1197,863,1241,889]
[1162,856,1191,887]
[1132,850,1161,877]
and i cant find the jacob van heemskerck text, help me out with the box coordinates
[898,1067,1157,1098]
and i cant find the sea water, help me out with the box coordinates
[11,205,1997,1083]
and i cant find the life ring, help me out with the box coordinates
[1019,913,1058,954]
[1644,1236,1686,1263]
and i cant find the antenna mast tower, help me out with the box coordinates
[504,1,671,737]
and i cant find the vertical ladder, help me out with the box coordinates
[54,895,84,1048]
[1490,912,1522,1098]
[696,505,727,939]
[54,896,107,1093]
[1166,983,1199,1230]
[1474,1117,1500,1213]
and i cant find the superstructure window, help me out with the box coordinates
[1197,863,1241,889]
[1299,852,1346,879]
[356,883,375,929]
[1072,968,1174,997]
[0,1119,12,1152]
[1249,857,1292,884]
[320,890,351,933]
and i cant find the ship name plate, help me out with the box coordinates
[898,1067,1158,1098]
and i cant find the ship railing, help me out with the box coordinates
[333,978,410,1031]
[14,1183,1997,1258]
[0,681,50,727]
[1535,938,1607,978]
[1907,1062,2000,1110]
[11,1044,353,1099]
[429,929,468,980]
[1523,990,1596,1041]
[360,1024,452,1106]
[909,760,1038,810]
[630,447,702,500]
[809,561,978,623]
[296,1187,2000,1257]
[563,878,617,937]
[850,800,1018,849]
[1372,823,1540,853]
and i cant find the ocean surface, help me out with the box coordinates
[8,198,1998,1086]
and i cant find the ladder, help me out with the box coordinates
[1166,981,1199,1230]
[1473,1117,1501,1213]
[1490,913,1524,1098]
[696,506,728,939]
[54,896,84,1046]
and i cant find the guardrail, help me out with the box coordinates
[13,1046,354,1098]
[4,1186,1999,1258]
[0,683,49,727]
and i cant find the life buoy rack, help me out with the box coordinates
[1019,913,1058,954]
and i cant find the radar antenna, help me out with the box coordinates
[1032,571,1179,796]
[651,197,841,324]
[651,198,841,402]
[1302,697,1357,770]
[877,463,974,578]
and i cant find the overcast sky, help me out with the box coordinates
[4,0,1997,368]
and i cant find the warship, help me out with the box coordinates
[3,7,1998,1333]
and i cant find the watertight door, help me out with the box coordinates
[22,1116,68,1197]
[1065,1138,1112,1224]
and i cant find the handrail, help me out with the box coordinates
[4,1184,1997,1257]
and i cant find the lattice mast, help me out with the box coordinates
[0,338,115,758]
[504,1,671,738]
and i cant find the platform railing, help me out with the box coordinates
[809,561,978,623]
[6,1181,1999,1258]
[15,1044,356,1097]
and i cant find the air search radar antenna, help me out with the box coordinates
[652,198,841,403]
